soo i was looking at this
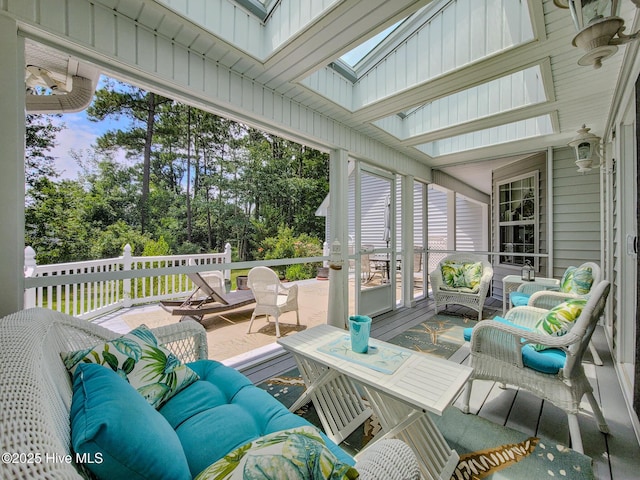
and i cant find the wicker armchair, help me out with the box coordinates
[520,262,603,366]
[247,266,300,337]
[510,262,601,309]
[430,253,493,320]
[461,281,611,454]
[0,308,418,480]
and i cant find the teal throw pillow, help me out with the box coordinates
[533,298,587,351]
[194,426,358,480]
[62,324,199,409]
[70,363,191,480]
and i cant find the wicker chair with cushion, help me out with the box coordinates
[461,280,611,454]
[0,307,419,480]
[509,262,600,308]
[511,262,603,366]
[430,253,493,320]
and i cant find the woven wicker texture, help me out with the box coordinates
[462,281,611,454]
[356,438,421,480]
[430,253,494,320]
[0,308,207,479]
[1,308,417,480]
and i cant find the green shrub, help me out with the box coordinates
[260,225,322,278]
[285,264,311,281]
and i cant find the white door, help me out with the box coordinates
[355,166,395,318]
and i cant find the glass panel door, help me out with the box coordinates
[356,168,394,317]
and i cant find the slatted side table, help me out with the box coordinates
[278,324,473,480]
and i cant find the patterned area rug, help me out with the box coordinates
[258,313,595,479]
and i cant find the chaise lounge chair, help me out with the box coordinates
[160,272,255,323]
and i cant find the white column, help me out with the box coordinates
[0,16,26,316]
[401,175,415,307]
[327,149,349,328]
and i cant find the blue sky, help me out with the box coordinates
[49,75,129,180]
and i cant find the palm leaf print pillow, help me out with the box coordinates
[62,324,199,409]
[195,426,358,480]
[533,298,587,351]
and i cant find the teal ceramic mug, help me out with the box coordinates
[348,315,372,353]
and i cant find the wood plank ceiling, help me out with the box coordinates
[27,0,640,189]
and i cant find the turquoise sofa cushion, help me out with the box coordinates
[509,291,531,307]
[70,363,191,480]
[463,317,567,374]
[159,360,353,477]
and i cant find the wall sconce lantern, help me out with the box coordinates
[554,0,640,68]
[568,125,601,173]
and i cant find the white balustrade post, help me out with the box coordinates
[323,241,329,267]
[224,243,232,280]
[23,246,37,308]
[122,244,132,307]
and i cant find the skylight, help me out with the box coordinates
[416,114,554,157]
[340,22,401,67]
[374,65,548,140]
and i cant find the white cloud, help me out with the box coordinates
[49,113,129,180]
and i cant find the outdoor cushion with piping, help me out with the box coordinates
[159,359,353,477]
[463,317,567,374]
[70,363,192,480]
[510,291,531,307]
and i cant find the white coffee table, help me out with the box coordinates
[278,324,473,480]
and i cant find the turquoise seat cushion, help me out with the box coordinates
[159,360,353,477]
[510,291,531,307]
[70,363,191,480]
[463,317,567,375]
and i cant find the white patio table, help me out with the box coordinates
[278,324,473,480]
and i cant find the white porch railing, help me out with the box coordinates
[24,243,232,320]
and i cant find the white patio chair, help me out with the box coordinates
[247,266,300,337]
[461,280,611,454]
[430,253,493,320]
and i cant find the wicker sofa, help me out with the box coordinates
[430,253,493,320]
[0,308,419,480]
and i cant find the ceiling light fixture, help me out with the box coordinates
[554,0,640,68]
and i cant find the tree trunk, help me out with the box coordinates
[141,92,156,234]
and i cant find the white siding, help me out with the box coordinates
[456,195,484,252]
[427,185,448,274]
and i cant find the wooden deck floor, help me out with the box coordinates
[239,296,640,480]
